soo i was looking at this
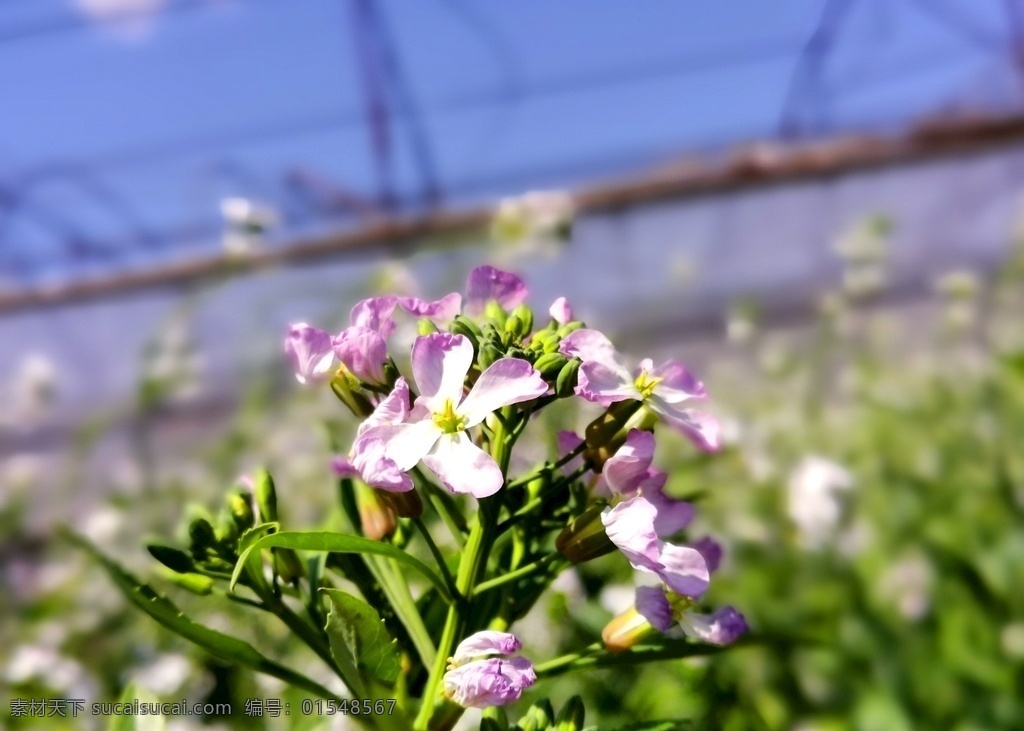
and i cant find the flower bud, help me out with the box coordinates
[330,373,375,417]
[483,300,508,327]
[477,342,505,370]
[601,605,661,653]
[253,468,278,523]
[510,304,534,337]
[528,329,559,353]
[554,695,585,730]
[377,487,424,519]
[147,544,194,574]
[161,569,214,595]
[517,701,555,731]
[533,352,569,379]
[356,483,397,541]
[556,504,616,564]
[555,357,581,398]
[188,518,217,558]
[229,491,255,531]
[584,399,642,448]
[556,321,584,338]
[504,314,526,340]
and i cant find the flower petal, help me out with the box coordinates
[576,361,637,406]
[411,333,474,412]
[603,430,655,494]
[548,296,573,325]
[356,377,410,438]
[285,323,335,385]
[691,536,723,574]
[558,329,620,368]
[465,266,528,316]
[351,437,414,492]
[655,543,709,599]
[350,296,398,338]
[332,326,387,385]
[634,585,673,632]
[452,631,522,664]
[443,658,532,709]
[556,430,585,475]
[374,419,442,472]
[647,398,720,451]
[457,358,548,427]
[398,293,462,325]
[601,496,662,572]
[680,606,748,645]
[650,360,707,403]
[423,432,504,497]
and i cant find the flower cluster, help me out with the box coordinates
[282,264,745,712]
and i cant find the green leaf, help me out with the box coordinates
[230,531,451,601]
[322,589,401,697]
[68,532,338,701]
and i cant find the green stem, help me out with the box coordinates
[413,518,458,599]
[474,554,565,595]
[413,496,499,730]
[506,441,587,491]
[413,468,468,546]
[365,555,437,669]
[535,640,728,679]
[497,464,590,535]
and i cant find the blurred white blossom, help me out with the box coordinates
[220,197,279,256]
[787,456,854,550]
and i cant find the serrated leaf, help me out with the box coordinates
[68,532,337,701]
[322,588,400,695]
[230,531,451,601]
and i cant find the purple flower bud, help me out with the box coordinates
[451,630,522,664]
[332,326,388,385]
[285,323,335,385]
[549,296,573,325]
[443,657,536,709]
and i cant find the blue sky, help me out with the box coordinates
[0,0,1019,282]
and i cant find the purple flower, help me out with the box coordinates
[443,656,536,709]
[633,586,748,646]
[680,606,748,645]
[691,536,723,574]
[332,378,413,492]
[601,496,709,599]
[397,293,462,326]
[451,631,522,664]
[556,430,585,475]
[549,296,573,325]
[285,323,335,385]
[368,333,547,497]
[443,631,535,709]
[349,296,399,339]
[602,430,694,537]
[332,326,388,385]
[559,330,719,451]
[465,265,528,317]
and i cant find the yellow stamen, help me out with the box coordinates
[634,370,663,398]
[432,398,467,433]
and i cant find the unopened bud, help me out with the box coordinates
[147,544,194,574]
[484,300,508,327]
[529,329,559,353]
[229,491,255,531]
[478,342,505,370]
[377,488,423,519]
[162,569,214,596]
[188,518,217,557]
[330,374,375,417]
[356,483,397,541]
[584,399,642,448]
[554,695,585,731]
[556,321,584,338]
[555,504,615,564]
[253,468,278,523]
[517,700,555,731]
[510,304,534,337]
[555,357,581,398]
[533,352,569,379]
[601,605,660,653]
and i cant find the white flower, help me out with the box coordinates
[787,456,854,550]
